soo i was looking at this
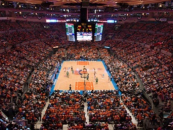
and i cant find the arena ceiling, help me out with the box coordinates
[5,0,168,7]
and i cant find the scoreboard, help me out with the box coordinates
[65,23,75,41]
[77,23,92,32]
[77,23,93,41]
[65,22,104,42]
[94,23,104,41]
[77,32,92,41]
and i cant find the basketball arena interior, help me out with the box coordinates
[0,0,173,130]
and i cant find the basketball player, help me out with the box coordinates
[69,84,71,91]
[64,67,66,72]
[96,77,98,84]
[66,71,69,78]
[87,74,89,80]
[94,69,96,77]
[71,66,74,74]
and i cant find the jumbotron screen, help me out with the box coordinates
[65,23,75,41]
[94,23,104,41]
[77,32,92,41]
[77,23,92,41]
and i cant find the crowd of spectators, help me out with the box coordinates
[0,29,66,128]
[122,94,159,127]
[41,91,85,130]
[0,20,66,48]
[100,53,140,94]
[104,23,173,129]
[1,41,172,129]
[0,40,58,128]
[0,111,33,130]
[116,22,173,53]
[87,90,136,130]
[0,21,173,130]
[110,41,173,113]
[13,46,67,126]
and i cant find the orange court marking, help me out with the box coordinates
[75,82,94,90]
[77,61,89,65]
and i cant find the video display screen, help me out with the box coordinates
[77,32,92,41]
[94,23,104,41]
[65,23,75,41]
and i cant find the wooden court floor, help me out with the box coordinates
[54,61,115,91]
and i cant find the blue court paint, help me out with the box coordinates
[50,73,59,95]
[50,61,63,95]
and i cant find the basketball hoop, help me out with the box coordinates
[81,66,88,91]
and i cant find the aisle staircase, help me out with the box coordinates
[120,98,138,127]
[34,99,50,129]
[84,102,89,124]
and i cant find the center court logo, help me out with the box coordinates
[79,67,87,75]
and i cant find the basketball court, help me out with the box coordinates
[54,61,115,91]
